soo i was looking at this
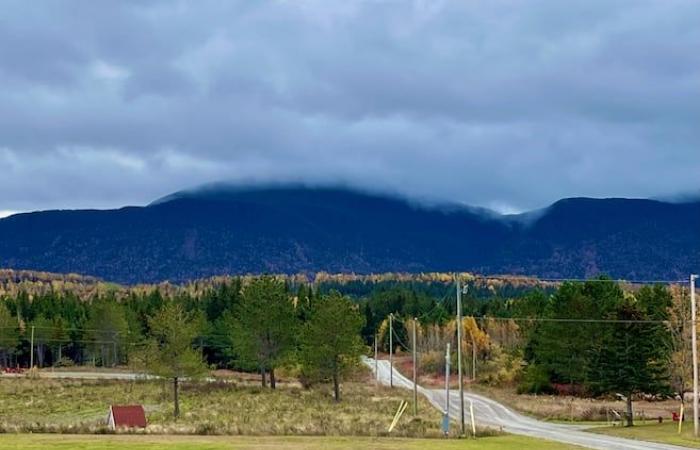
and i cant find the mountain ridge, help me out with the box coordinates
[1,185,698,283]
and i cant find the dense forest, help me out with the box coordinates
[2,186,698,283]
[0,270,688,423]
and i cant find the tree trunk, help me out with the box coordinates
[261,366,267,388]
[173,376,180,419]
[333,370,340,402]
[626,395,633,427]
[37,344,45,367]
[270,367,276,389]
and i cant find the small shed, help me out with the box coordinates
[107,405,147,430]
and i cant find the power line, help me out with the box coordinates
[475,316,672,325]
[467,275,690,285]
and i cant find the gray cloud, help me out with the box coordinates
[0,0,699,214]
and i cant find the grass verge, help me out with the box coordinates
[469,384,681,423]
[0,433,584,449]
[591,421,700,448]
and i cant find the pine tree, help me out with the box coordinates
[300,291,365,402]
[0,303,18,367]
[136,302,208,418]
[227,277,298,388]
[597,297,670,426]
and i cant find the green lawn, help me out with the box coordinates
[0,434,584,449]
[593,421,700,448]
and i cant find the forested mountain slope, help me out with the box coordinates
[0,186,697,283]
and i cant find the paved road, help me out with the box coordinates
[364,357,688,450]
[2,370,148,380]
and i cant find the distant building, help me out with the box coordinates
[107,405,147,430]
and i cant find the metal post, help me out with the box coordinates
[444,342,451,436]
[30,325,35,368]
[389,313,393,388]
[413,317,418,415]
[692,274,698,437]
[456,276,465,435]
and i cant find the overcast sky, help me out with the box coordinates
[1,0,699,217]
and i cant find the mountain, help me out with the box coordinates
[0,185,698,284]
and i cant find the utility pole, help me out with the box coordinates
[389,313,393,388]
[692,274,698,437]
[113,331,118,367]
[444,342,451,436]
[472,333,477,381]
[30,325,35,368]
[374,333,379,386]
[456,276,465,435]
[413,317,418,415]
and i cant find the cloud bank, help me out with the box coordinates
[1,0,699,214]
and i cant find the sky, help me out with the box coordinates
[1,0,699,218]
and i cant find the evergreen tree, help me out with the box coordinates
[0,303,19,367]
[30,315,53,367]
[50,316,68,363]
[597,297,670,426]
[531,279,623,391]
[300,291,365,401]
[227,277,298,388]
[86,300,129,366]
[136,302,208,418]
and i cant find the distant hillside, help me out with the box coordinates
[0,186,698,283]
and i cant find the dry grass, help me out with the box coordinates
[471,385,682,423]
[0,375,457,437]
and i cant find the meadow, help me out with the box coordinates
[0,374,454,438]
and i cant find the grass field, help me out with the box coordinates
[389,354,681,424]
[592,421,700,448]
[0,434,584,449]
[0,375,456,437]
[469,384,681,423]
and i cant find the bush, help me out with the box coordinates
[419,350,445,374]
[517,364,553,394]
[480,346,524,386]
[54,357,75,367]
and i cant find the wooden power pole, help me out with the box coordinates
[456,277,465,435]
[30,325,35,369]
[389,313,393,388]
[413,317,418,415]
[692,274,698,437]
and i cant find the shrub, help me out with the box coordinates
[54,357,75,367]
[480,346,524,386]
[517,364,553,394]
[419,350,445,374]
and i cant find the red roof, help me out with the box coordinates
[111,405,147,428]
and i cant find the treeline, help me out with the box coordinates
[0,273,686,424]
[0,277,366,408]
[376,278,686,427]
[0,274,542,370]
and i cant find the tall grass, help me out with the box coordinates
[0,377,475,437]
